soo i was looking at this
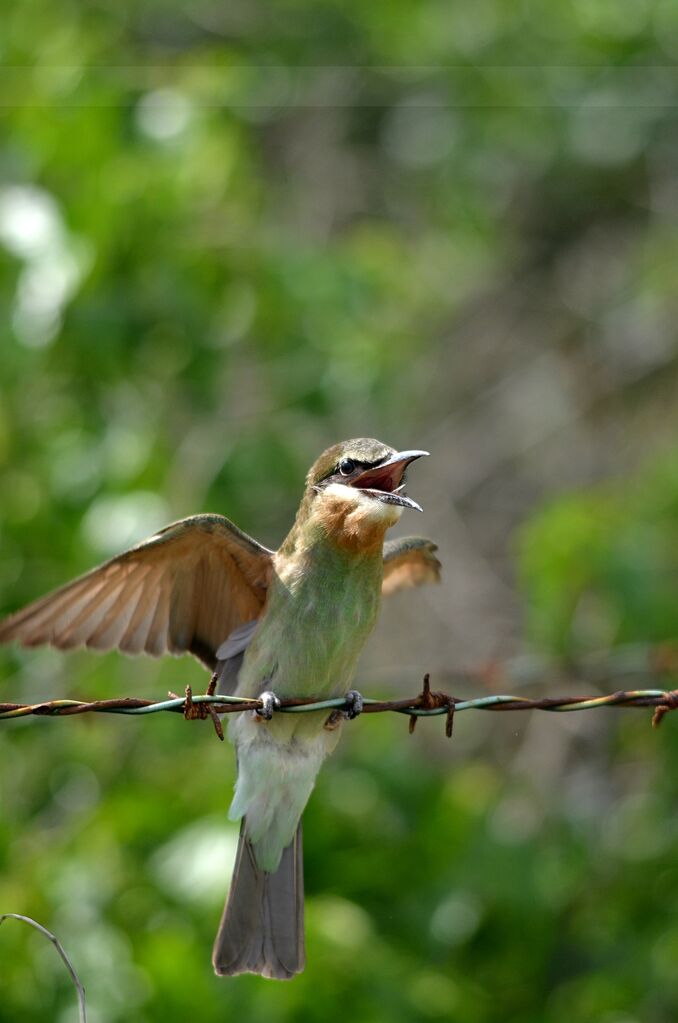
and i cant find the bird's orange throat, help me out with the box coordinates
[310,483,402,554]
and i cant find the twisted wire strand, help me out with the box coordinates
[2,679,677,733]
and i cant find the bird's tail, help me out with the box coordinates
[212,820,305,980]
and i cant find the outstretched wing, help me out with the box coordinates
[0,515,273,670]
[382,537,441,596]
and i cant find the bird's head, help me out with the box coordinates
[295,439,428,551]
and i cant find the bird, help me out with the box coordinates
[0,438,440,979]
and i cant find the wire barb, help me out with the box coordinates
[168,684,225,741]
[407,674,457,737]
[651,689,678,729]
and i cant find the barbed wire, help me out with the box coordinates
[2,671,678,740]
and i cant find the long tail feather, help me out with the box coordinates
[212,821,305,980]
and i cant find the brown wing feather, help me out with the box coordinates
[382,537,441,597]
[0,515,274,669]
[120,567,163,655]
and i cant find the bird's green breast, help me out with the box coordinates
[236,537,383,702]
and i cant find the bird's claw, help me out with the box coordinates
[344,689,364,720]
[324,690,364,730]
[256,691,281,720]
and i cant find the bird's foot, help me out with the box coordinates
[324,689,364,730]
[255,690,281,721]
[344,689,364,720]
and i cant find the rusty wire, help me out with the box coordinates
[2,672,678,740]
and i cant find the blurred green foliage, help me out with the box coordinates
[2,2,678,1022]
[520,455,678,654]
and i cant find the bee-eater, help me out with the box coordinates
[0,438,440,979]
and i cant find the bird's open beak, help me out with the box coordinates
[350,450,428,512]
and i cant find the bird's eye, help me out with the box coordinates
[338,458,356,476]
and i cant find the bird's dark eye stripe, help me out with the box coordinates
[316,455,387,486]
